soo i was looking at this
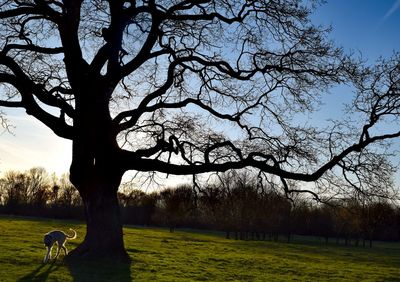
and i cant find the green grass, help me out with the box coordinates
[0,215,399,281]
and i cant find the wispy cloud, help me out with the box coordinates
[383,0,400,21]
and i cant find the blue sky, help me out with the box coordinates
[311,0,400,121]
[314,0,400,60]
[0,0,399,180]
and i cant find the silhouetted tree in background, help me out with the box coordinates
[153,185,196,232]
[1,168,49,209]
[118,188,157,225]
[53,173,82,208]
[0,0,399,260]
[0,167,399,244]
[0,167,82,218]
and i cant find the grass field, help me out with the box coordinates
[0,215,399,281]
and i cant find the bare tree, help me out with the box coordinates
[55,173,82,207]
[154,185,195,232]
[26,167,51,207]
[1,170,29,207]
[0,0,399,261]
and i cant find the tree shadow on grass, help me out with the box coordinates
[64,257,132,282]
[17,262,60,282]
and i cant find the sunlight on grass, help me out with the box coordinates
[0,215,399,281]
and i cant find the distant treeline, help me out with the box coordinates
[1,167,399,246]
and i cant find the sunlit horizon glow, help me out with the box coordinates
[0,0,399,188]
[0,110,71,177]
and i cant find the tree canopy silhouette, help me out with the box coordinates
[0,0,399,261]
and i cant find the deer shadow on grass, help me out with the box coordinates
[17,262,60,282]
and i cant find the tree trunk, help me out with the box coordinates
[68,189,130,262]
[68,165,130,262]
[66,84,130,262]
[225,231,230,239]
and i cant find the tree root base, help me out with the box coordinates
[65,242,131,264]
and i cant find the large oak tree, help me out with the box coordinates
[0,0,399,261]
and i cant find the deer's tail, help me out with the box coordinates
[66,228,77,240]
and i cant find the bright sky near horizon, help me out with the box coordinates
[0,1,400,185]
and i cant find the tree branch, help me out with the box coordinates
[0,54,73,139]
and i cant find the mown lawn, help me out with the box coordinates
[0,215,399,281]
